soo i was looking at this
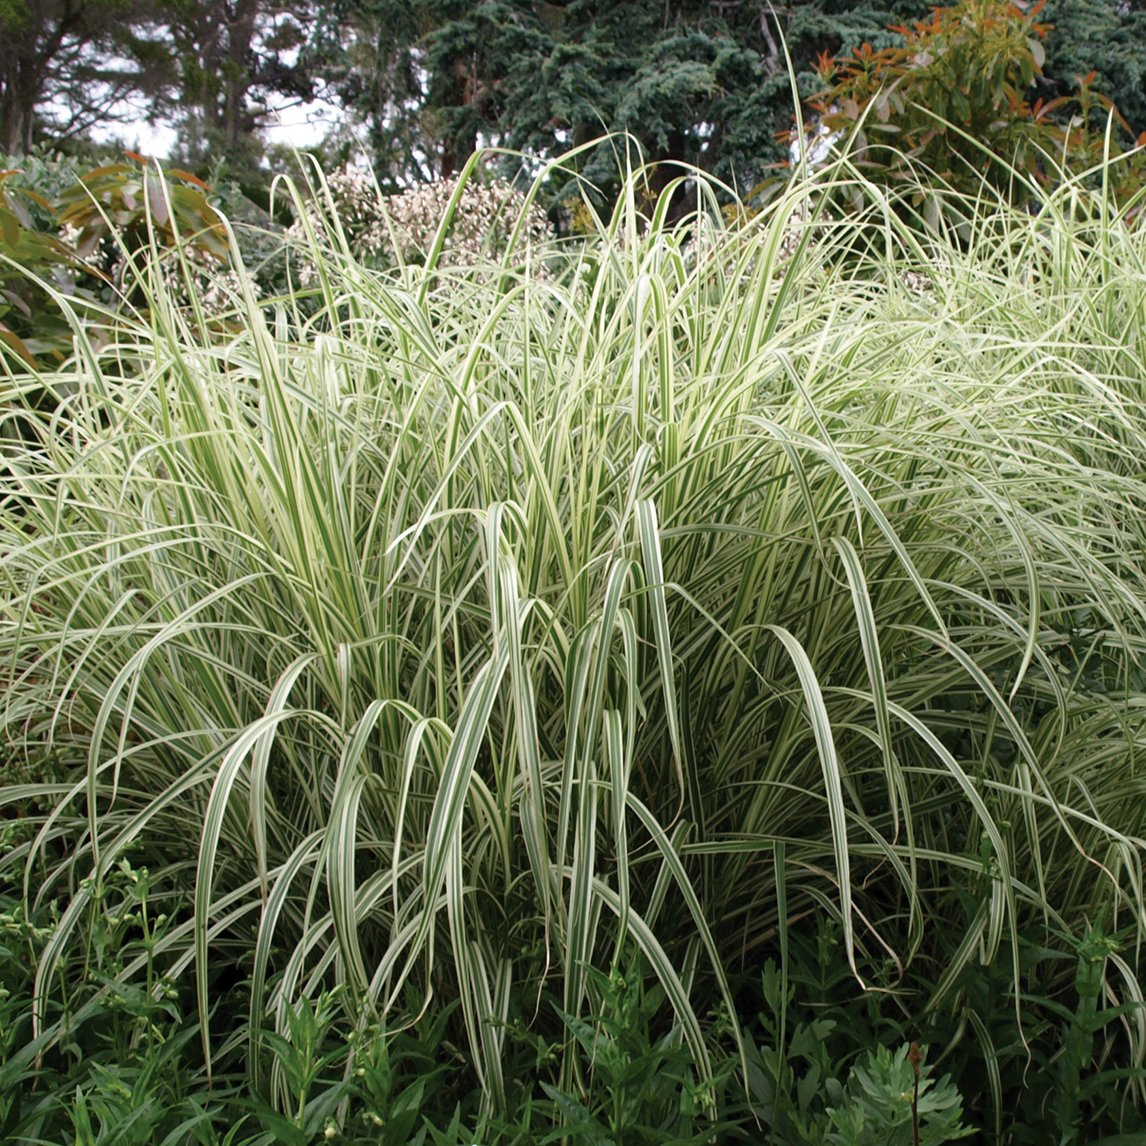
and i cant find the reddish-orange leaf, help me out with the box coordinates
[0,325,38,369]
[167,168,209,188]
[81,164,131,183]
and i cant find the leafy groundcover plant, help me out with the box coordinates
[2,148,1146,1142]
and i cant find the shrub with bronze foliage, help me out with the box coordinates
[797,0,1146,212]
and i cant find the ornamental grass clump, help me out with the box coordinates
[2,152,1146,1136]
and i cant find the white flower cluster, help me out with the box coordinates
[58,222,84,251]
[158,241,256,320]
[54,219,251,321]
[387,175,552,264]
[773,201,836,266]
[901,268,933,293]
[287,166,552,283]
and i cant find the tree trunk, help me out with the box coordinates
[222,0,258,151]
[0,17,64,154]
[0,85,36,154]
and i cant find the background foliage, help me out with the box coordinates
[4,0,1146,200]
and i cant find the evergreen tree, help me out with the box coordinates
[162,0,316,179]
[1040,0,1146,134]
[1,0,316,179]
[0,0,169,154]
[314,0,929,199]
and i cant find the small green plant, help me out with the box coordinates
[251,992,349,1144]
[66,1028,215,1146]
[344,1013,457,1141]
[0,839,245,1143]
[746,950,972,1146]
[820,1043,973,1146]
[537,959,739,1144]
[1047,913,1145,1143]
[245,993,479,1144]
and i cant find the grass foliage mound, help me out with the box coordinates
[3,157,1146,1141]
